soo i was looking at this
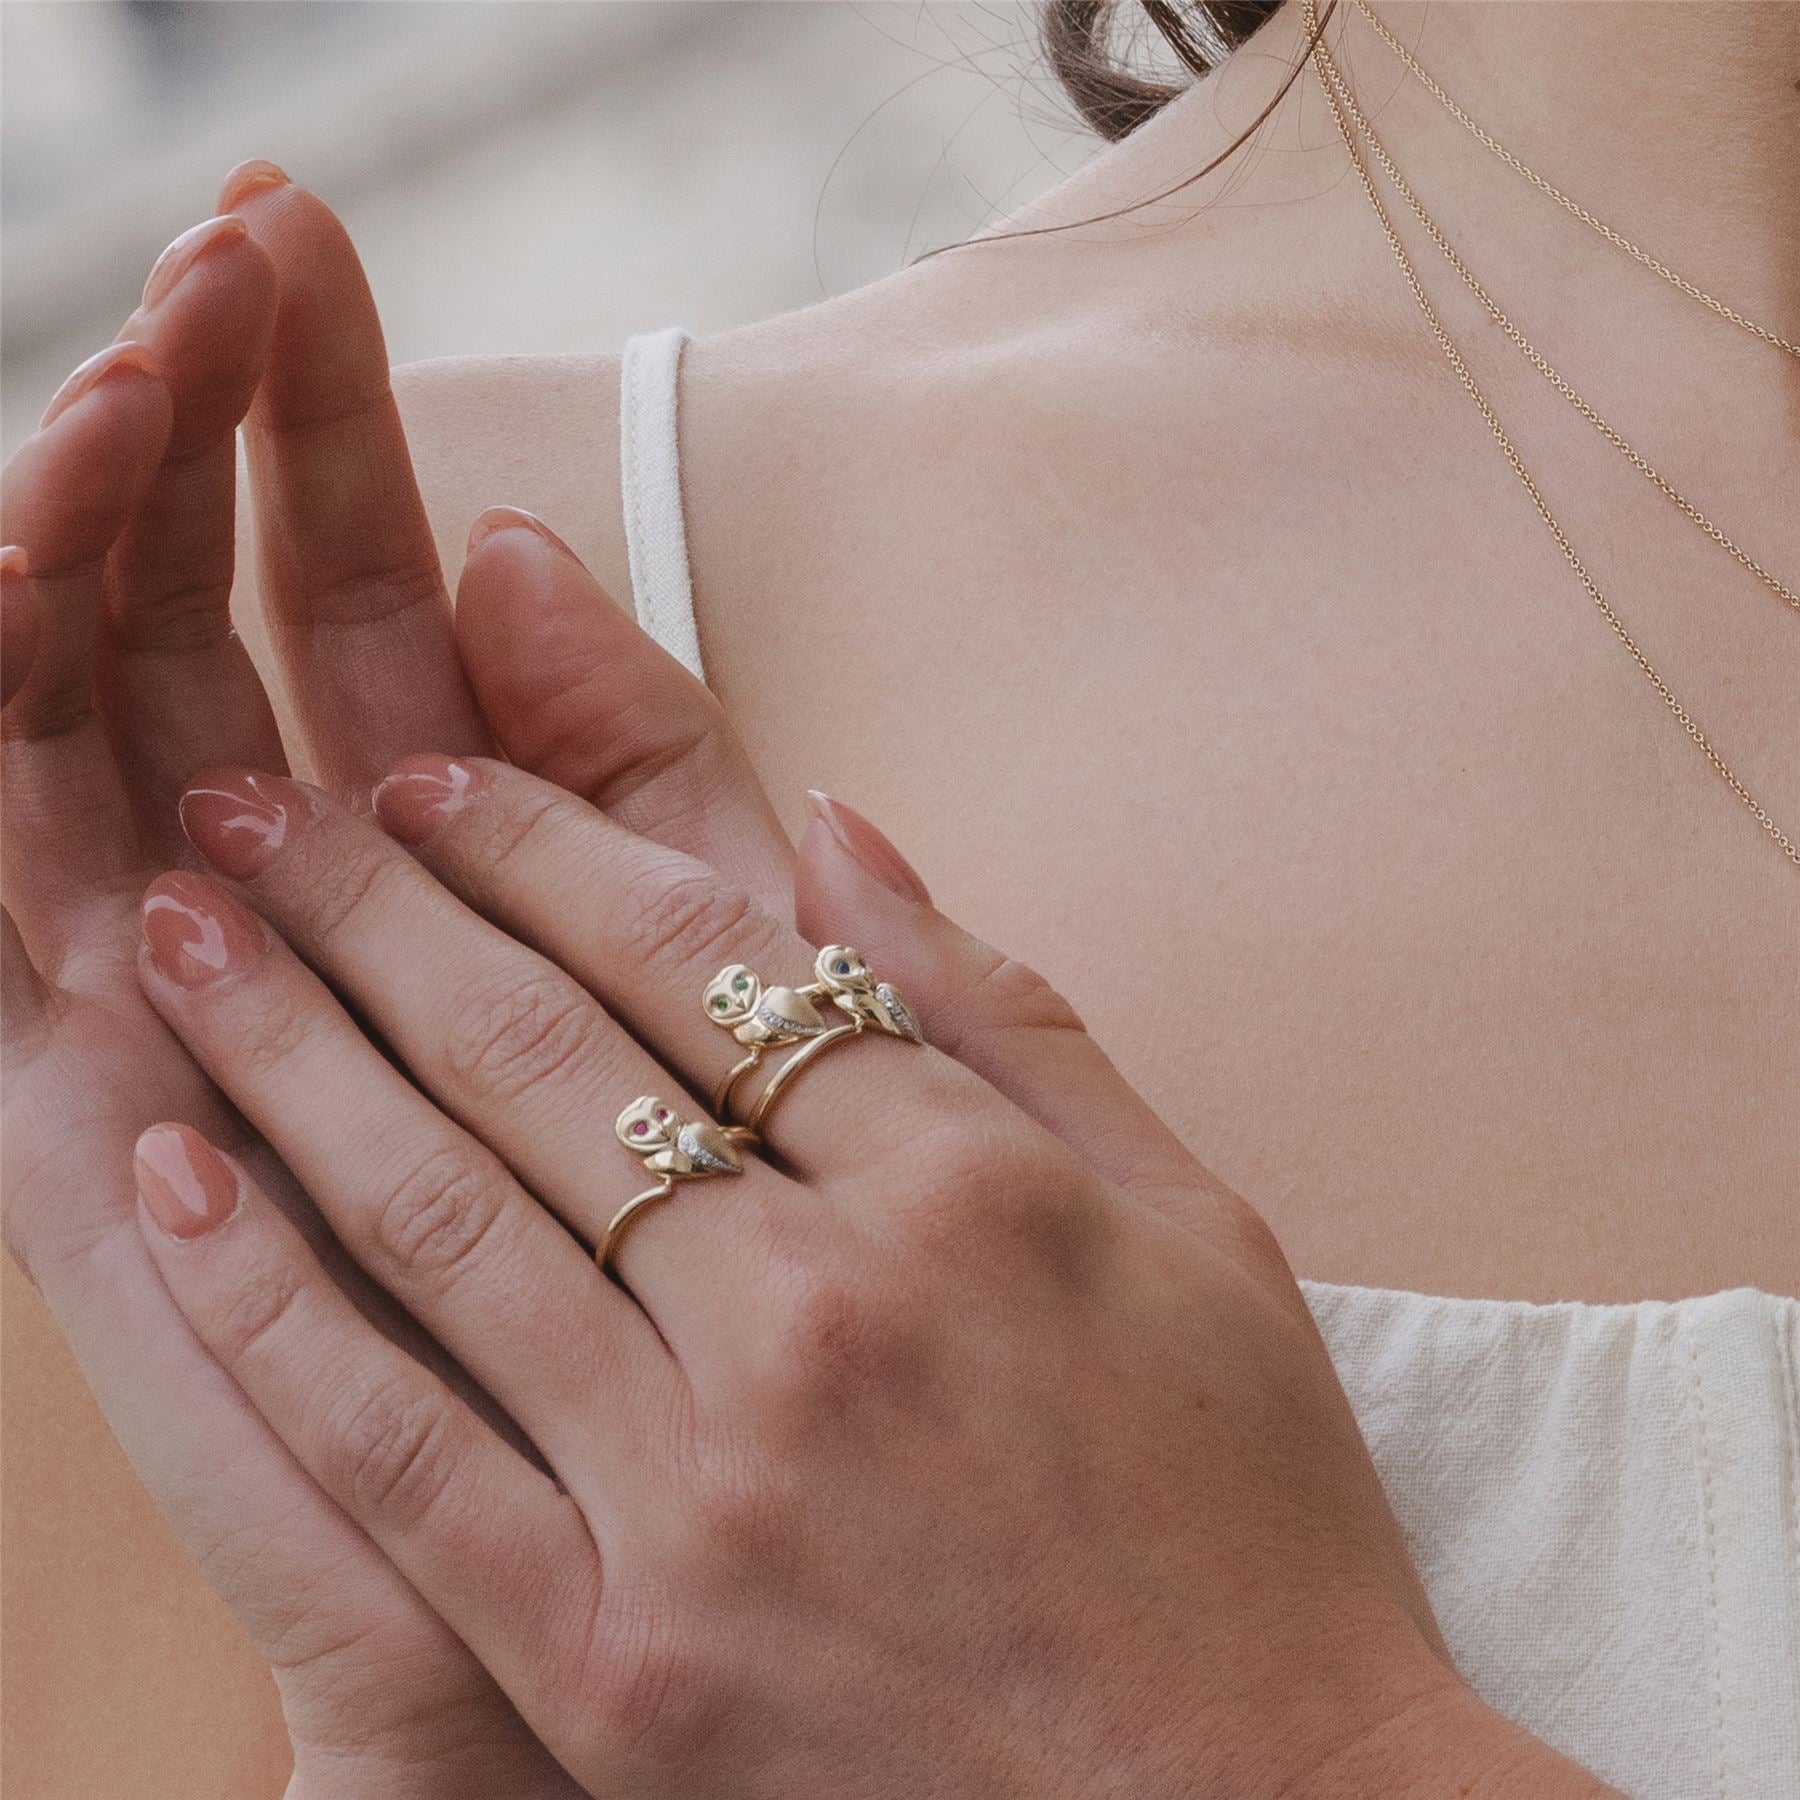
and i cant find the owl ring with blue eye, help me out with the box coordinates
[705,945,925,1133]
[598,1096,756,1278]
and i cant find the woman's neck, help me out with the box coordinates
[1358,1,1800,257]
[1019,0,1800,356]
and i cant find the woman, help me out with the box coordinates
[3,1,1793,1793]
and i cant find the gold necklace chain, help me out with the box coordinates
[1350,0,1800,360]
[1316,46,1799,621]
[1300,0,1798,870]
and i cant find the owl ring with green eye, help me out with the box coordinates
[598,1096,752,1279]
[705,944,924,1131]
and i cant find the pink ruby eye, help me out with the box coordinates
[631,1121,650,1137]
[655,1107,671,1122]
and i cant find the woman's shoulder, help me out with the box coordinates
[384,260,1083,624]
[391,349,636,616]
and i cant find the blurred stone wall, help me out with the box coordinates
[2,1,1094,458]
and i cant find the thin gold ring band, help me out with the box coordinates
[602,1096,747,1280]
[741,1021,862,1136]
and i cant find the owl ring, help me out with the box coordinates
[704,945,924,1134]
[599,1096,752,1278]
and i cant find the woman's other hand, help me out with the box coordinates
[0,188,579,1797]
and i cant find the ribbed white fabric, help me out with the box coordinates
[615,329,1800,1798]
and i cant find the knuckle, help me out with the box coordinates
[367,1143,512,1294]
[109,573,235,656]
[303,845,414,949]
[618,859,779,983]
[901,1115,1105,1288]
[579,1583,735,1769]
[326,1379,461,1531]
[595,699,732,827]
[684,1459,802,1592]
[440,970,608,1102]
[216,981,316,1084]
[304,556,446,632]
[760,1267,928,1417]
[211,1258,308,1368]
[477,787,585,879]
[932,949,1087,1063]
[1210,1187,1295,1288]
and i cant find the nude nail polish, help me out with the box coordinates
[142,873,266,989]
[136,1123,241,1239]
[466,506,579,560]
[142,214,249,309]
[804,790,932,906]
[218,159,289,211]
[178,770,309,880]
[38,341,159,429]
[373,754,486,846]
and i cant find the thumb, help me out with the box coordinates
[795,790,1230,1213]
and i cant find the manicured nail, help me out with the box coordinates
[804,790,932,906]
[373,754,486,846]
[218,159,289,211]
[142,214,249,309]
[39,341,159,429]
[136,1123,242,1239]
[142,872,266,989]
[467,506,579,560]
[178,769,310,880]
[0,546,25,580]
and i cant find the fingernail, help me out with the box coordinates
[373,754,486,846]
[218,159,289,211]
[136,1123,241,1239]
[467,506,579,560]
[142,872,267,989]
[178,769,310,880]
[0,546,26,580]
[142,214,249,309]
[39,341,159,429]
[804,790,932,906]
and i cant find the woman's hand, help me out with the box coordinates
[131,516,1617,1797]
[0,180,578,1797]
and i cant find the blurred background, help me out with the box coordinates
[2,1,1100,460]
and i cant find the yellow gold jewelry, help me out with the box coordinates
[1305,0,1799,872]
[598,1095,746,1278]
[707,945,924,1128]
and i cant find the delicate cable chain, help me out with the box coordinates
[1351,0,1800,360]
[1302,0,1799,870]
[1317,49,1799,620]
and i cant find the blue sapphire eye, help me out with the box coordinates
[834,960,850,975]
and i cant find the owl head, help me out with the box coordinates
[703,964,762,1028]
[815,945,871,992]
[616,1095,680,1156]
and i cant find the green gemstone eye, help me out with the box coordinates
[712,996,730,1012]
[734,975,749,990]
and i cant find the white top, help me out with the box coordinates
[616,327,1800,1798]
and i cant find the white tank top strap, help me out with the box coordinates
[618,326,705,681]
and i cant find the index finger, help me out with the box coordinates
[223,163,490,794]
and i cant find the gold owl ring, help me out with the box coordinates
[598,1095,750,1279]
[705,945,923,1133]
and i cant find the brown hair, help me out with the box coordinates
[1044,0,1288,139]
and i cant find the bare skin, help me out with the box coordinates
[5,1,1794,1789]
[400,0,1799,1305]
